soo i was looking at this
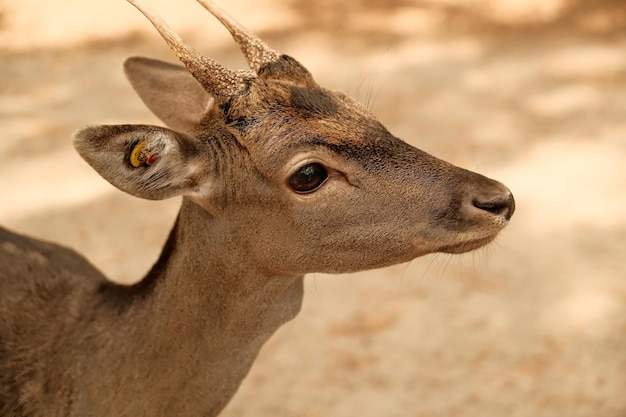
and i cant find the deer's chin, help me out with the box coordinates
[439,235,496,254]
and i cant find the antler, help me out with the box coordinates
[127,0,251,101]
[195,0,281,72]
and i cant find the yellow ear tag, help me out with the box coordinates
[130,141,158,168]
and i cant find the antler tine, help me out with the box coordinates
[127,0,250,101]
[196,0,281,72]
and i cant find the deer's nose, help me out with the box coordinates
[472,190,515,221]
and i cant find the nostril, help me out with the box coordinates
[473,200,506,216]
[473,192,515,220]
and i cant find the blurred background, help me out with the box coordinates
[1,0,625,416]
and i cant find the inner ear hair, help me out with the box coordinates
[73,124,204,201]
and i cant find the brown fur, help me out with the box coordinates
[0,1,514,416]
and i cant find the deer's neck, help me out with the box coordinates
[146,198,303,327]
[88,198,303,417]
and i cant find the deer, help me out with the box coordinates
[0,0,515,416]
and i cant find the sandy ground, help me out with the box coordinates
[1,0,626,416]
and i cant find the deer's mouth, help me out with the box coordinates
[439,235,497,254]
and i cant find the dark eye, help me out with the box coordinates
[288,163,328,193]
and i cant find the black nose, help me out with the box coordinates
[473,191,515,220]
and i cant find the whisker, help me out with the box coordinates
[365,49,388,110]
[398,260,413,290]
[312,273,322,302]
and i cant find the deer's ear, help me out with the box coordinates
[124,57,214,133]
[73,124,208,200]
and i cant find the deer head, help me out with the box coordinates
[73,0,514,277]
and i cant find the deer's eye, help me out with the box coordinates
[288,163,328,193]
